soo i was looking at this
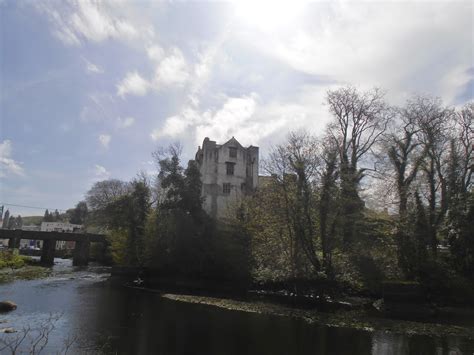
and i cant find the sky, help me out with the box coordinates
[0,0,473,217]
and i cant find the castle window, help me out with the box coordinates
[223,183,231,194]
[241,182,246,191]
[229,147,237,158]
[226,162,235,175]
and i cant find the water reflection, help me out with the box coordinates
[371,329,471,355]
[1,260,473,354]
[87,285,373,354]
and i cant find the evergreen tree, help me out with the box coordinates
[150,144,217,277]
[157,145,185,209]
[126,178,151,266]
[43,209,54,222]
[2,210,10,228]
[183,160,205,222]
[7,216,16,230]
[53,209,60,222]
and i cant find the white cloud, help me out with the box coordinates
[150,93,286,147]
[194,94,258,146]
[98,134,111,148]
[151,83,334,151]
[242,1,473,104]
[117,116,135,129]
[147,44,165,62]
[94,164,110,179]
[151,108,203,141]
[0,140,25,178]
[116,47,190,98]
[82,57,103,74]
[154,47,190,88]
[117,71,150,98]
[35,0,147,46]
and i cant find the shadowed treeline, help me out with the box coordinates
[79,86,472,302]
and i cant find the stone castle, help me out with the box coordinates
[194,137,259,218]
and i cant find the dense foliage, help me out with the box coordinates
[241,89,472,298]
[79,87,472,301]
[83,145,250,284]
[0,250,31,269]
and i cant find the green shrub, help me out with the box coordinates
[0,250,31,269]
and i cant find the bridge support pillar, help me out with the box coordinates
[73,239,90,266]
[40,240,56,266]
[8,237,21,249]
[7,230,21,249]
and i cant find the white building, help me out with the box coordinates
[40,222,82,250]
[40,222,82,233]
[194,137,259,219]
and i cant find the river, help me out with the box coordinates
[0,259,473,354]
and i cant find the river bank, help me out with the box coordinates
[112,266,474,338]
[0,251,51,283]
[4,263,474,340]
[1,259,473,354]
[118,277,474,340]
[159,293,474,339]
[0,264,51,283]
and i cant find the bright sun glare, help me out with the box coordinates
[234,0,307,31]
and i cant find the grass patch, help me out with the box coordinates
[0,265,51,283]
[0,249,32,269]
[0,250,51,283]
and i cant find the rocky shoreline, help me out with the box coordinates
[158,292,474,339]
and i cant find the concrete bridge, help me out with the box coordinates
[0,229,107,266]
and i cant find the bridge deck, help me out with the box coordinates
[0,229,106,243]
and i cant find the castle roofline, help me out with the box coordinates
[200,136,259,151]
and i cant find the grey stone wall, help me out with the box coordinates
[195,137,258,219]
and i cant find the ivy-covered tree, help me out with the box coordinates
[326,86,391,247]
[416,96,453,255]
[318,139,340,275]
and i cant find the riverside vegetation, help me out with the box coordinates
[9,86,471,309]
[0,250,50,283]
[0,87,473,353]
[75,86,473,309]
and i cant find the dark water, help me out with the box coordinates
[0,259,473,355]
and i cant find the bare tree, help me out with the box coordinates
[326,86,391,246]
[415,96,453,255]
[0,313,76,354]
[86,179,130,212]
[455,102,474,195]
[264,131,321,275]
[386,101,426,218]
[317,138,339,274]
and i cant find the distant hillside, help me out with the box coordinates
[22,216,43,226]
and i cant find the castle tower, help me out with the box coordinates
[195,137,259,218]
